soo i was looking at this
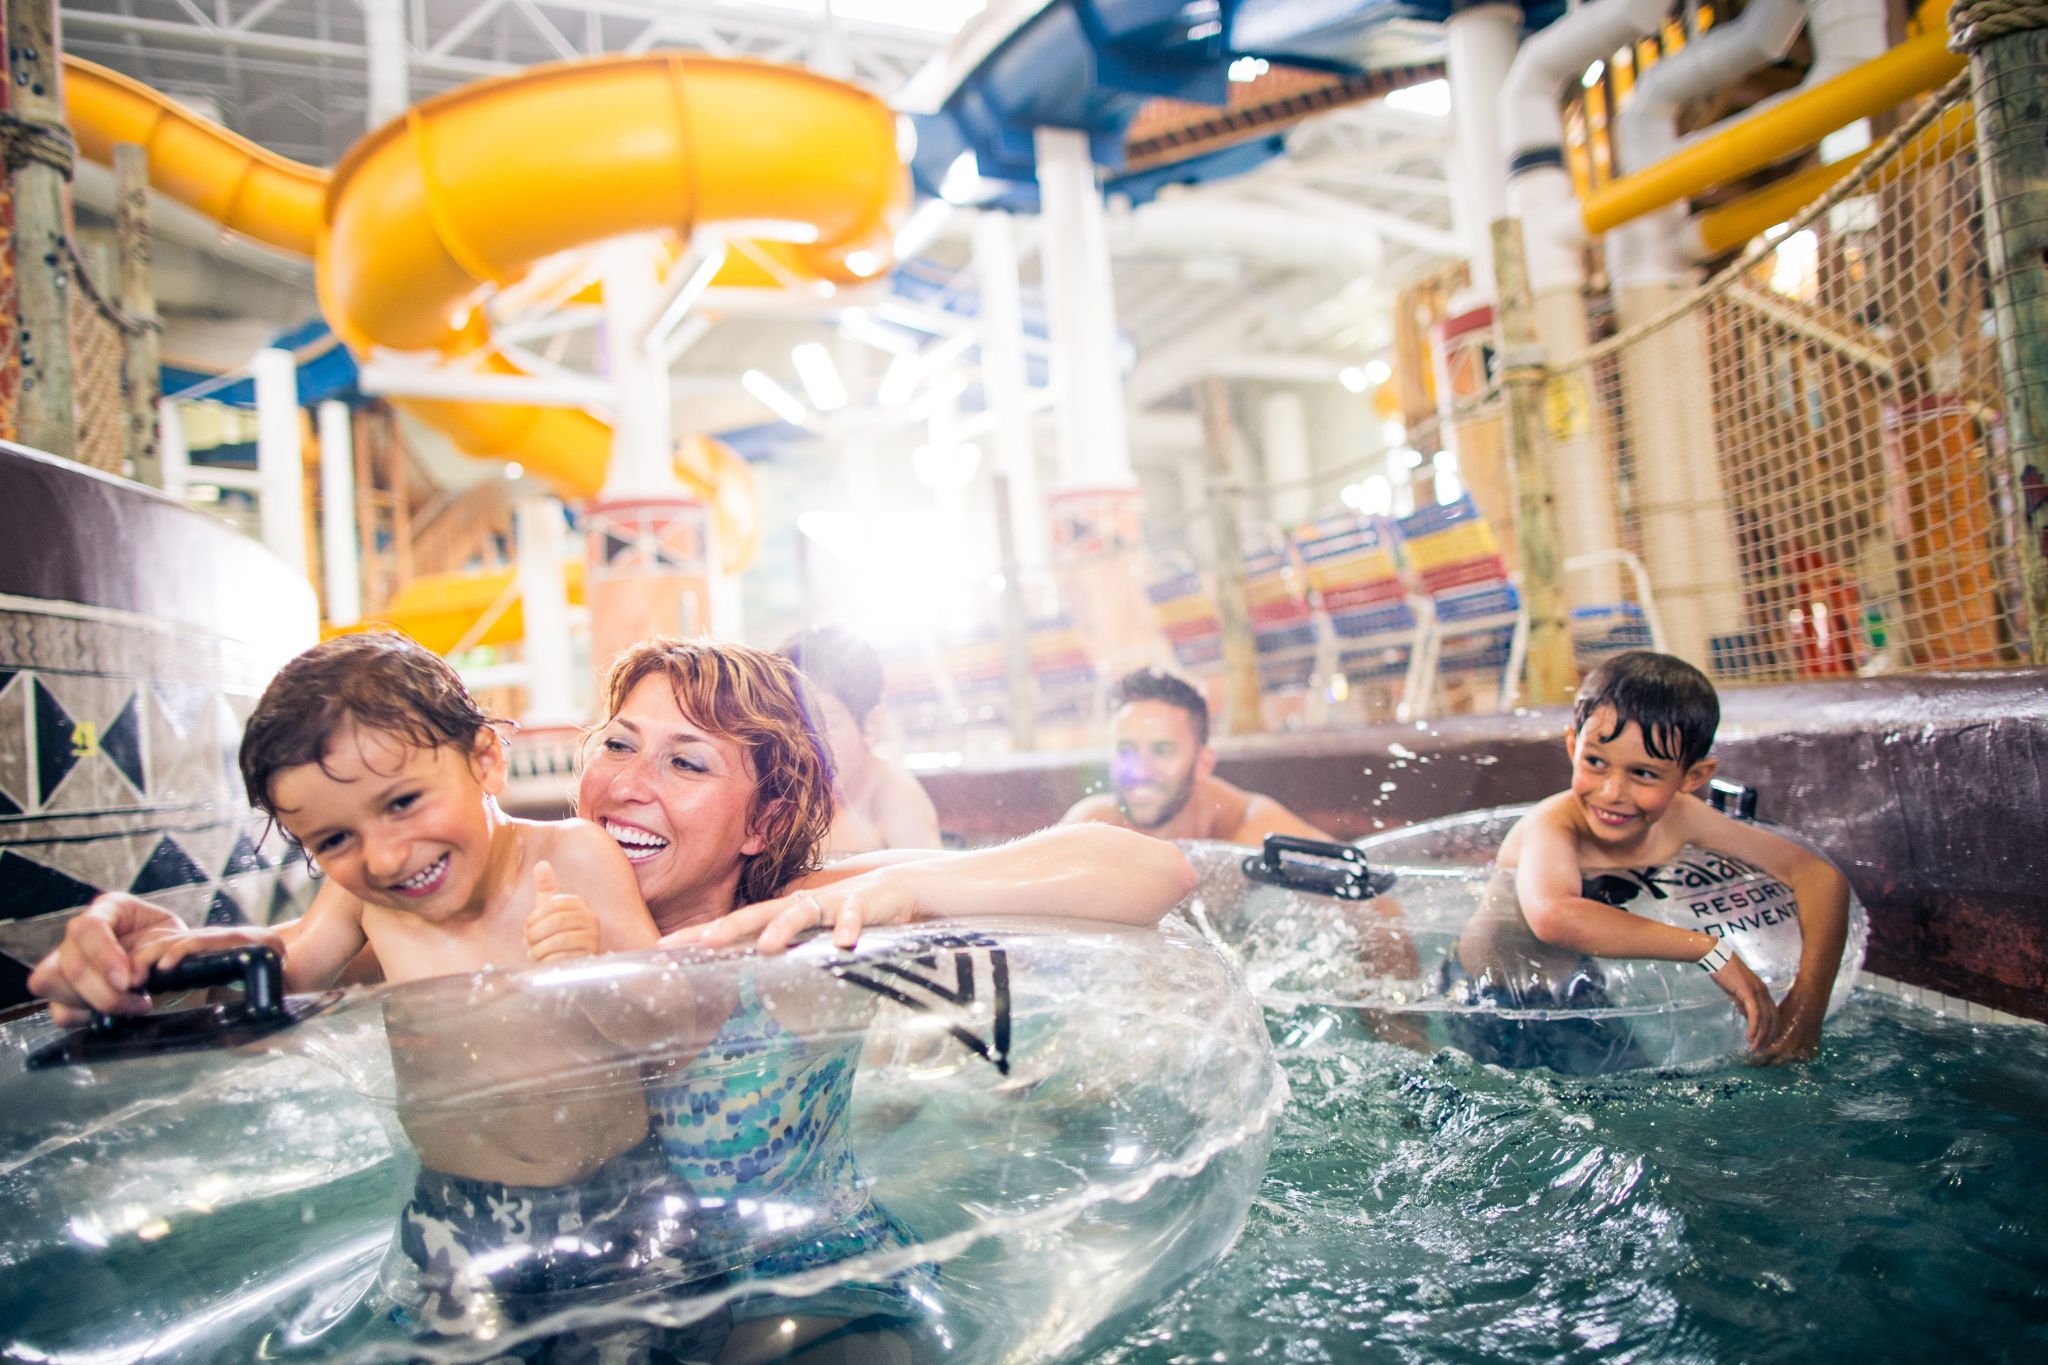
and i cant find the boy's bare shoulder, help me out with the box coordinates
[519,816,620,863]
[1666,795,1823,869]
[1499,793,1580,865]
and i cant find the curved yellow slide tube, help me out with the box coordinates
[63,55,908,572]
[337,560,587,656]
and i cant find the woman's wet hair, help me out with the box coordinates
[1110,668,1210,746]
[594,636,834,906]
[239,632,501,814]
[1571,650,1720,769]
[779,625,883,722]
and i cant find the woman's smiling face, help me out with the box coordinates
[578,676,766,934]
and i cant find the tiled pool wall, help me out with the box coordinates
[0,442,318,1008]
[921,670,2048,1026]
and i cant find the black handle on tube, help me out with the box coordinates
[1241,834,1380,901]
[91,945,287,1033]
[1706,778,1760,822]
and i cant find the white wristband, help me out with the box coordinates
[1696,940,1735,974]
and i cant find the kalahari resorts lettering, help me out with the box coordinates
[1583,852,1799,937]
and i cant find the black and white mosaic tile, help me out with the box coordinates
[0,613,313,1007]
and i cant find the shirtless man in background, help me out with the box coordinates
[781,627,943,857]
[1059,668,1334,845]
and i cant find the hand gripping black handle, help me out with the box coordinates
[92,945,287,1032]
[1241,834,1379,901]
[1706,778,1760,822]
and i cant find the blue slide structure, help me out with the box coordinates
[906,0,1560,209]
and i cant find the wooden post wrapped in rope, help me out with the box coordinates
[4,0,76,458]
[115,143,162,486]
[992,473,1037,752]
[1951,0,2048,662]
[1491,218,1576,704]
[1195,377,1267,735]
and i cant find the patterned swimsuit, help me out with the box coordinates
[646,976,934,1325]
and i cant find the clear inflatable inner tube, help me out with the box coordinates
[1185,806,1868,1074]
[0,917,1282,1364]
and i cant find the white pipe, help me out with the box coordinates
[253,347,308,577]
[1256,186,1465,258]
[1445,2,1522,300]
[316,400,360,625]
[1612,0,1809,175]
[1610,0,1808,289]
[1799,0,1888,84]
[1500,0,1670,293]
[1669,0,1888,158]
[363,0,409,127]
[515,496,578,727]
[1672,0,1889,258]
[1115,196,1384,272]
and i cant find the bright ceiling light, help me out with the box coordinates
[1384,79,1449,117]
[912,440,981,490]
[741,369,811,426]
[939,151,990,206]
[791,342,848,411]
[1228,56,1269,83]
[842,309,920,356]
[1364,358,1392,385]
[1339,367,1369,393]
[843,250,886,278]
[877,352,921,408]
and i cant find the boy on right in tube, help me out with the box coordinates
[1480,650,1850,1063]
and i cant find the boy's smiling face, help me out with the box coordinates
[1566,705,1715,851]
[269,721,505,918]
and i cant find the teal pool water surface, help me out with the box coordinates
[1100,993,2048,1363]
[4,986,2042,1363]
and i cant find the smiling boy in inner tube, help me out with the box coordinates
[1475,651,1851,1065]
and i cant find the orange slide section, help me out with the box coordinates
[64,54,910,578]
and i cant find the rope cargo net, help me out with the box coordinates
[1556,73,2030,681]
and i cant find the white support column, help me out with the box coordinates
[515,495,578,727]
[1444,3,1521,301]
[1033,126,1132,491]
[1259,390,1313,529]
[838,338,879,523]
[973,209,1048,570]
[598,237,676,498]
[253,347,308,577]
[316,400,360,625]
[364,0,409,127]
[927,388,974,540]
[157,397,190,505]
[1034,130,1161,676]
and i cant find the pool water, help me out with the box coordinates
[1098,993,2048,1364]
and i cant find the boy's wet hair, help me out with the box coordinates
[779,626,883,723]
[594,637,834,908]
[1110,668,1209,747]
[239,632,499,814]
[1571,650,1719,770]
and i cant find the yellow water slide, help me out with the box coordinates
[63,54,910,579]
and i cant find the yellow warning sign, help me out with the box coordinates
[1545,375,1591,439]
